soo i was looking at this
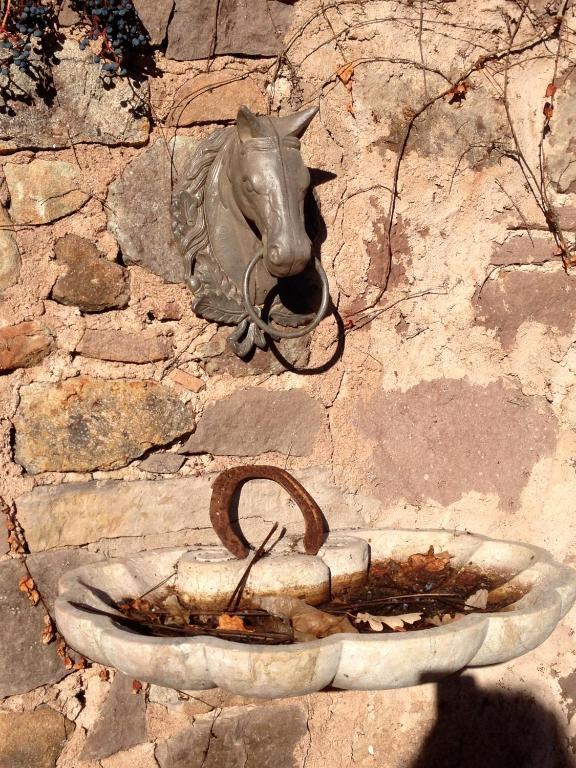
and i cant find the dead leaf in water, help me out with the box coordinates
[405,546,453,573]
[218,613,248,632]
[466,588,488,609]
[427,612,466,626]
[355,612,422,632]
[254,596,357,641]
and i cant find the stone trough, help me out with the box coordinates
[55,516,576,698]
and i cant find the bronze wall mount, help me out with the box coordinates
[172,105,330,358]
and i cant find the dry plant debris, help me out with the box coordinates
[41,614,55,644]
[110,546,528,644]
[18,574,39,605]
[56,638,75,670]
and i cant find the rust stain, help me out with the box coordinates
[356,378,558,508]
[345,198,411,317]
[475,270,576,350]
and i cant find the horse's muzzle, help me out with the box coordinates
[265,242,311,278]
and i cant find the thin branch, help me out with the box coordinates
[226,523,286,612]
[418,0,429,99]
[494,178,534,247]
[339,288,447,337]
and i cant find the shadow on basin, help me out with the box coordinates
[410,673,574,768]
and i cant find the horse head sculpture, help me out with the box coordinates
[172,105,330,358]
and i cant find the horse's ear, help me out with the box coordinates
[276,106,319,138]
[237,106,261,142]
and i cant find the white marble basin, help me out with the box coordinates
[55,529,576,699]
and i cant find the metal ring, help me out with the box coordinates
[242,252,330,340]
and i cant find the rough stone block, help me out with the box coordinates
[133,0,175,44]
[107,137,198,283]
[167,71,266,127]
[0,204,20,290]
[0,40,149,153]
[180,387,324,456]
[165,0,293,61]
[51,235,130,313]
[168,369,206,393]
[81,674,147,761]
[0,559,66,697]
[5,160,89,225]
[215,0,293,57]
[26,548,100,613]
[14,377,195,474]
[156,703,308,768]
[0,321,53,372]
[15,466,364,551]
[0,707,74,768]
[77,329,173,363]
[138,452,185,474]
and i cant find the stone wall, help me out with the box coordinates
[2,1,576,766]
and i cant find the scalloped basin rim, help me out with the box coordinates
[55,528,576,698]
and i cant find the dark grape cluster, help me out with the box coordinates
[72,0,149,81]
[0,1,58,107]
[0,2,57,73]
[0,0,149,111]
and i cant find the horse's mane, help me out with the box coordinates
[172,128,233,286]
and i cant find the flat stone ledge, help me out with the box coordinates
[15,467,367,551]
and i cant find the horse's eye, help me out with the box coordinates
[244,178,255,193]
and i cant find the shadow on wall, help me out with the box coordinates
[410,674,575,768]
[256,168,346,375]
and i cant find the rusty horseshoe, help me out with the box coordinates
[209,465,325,559]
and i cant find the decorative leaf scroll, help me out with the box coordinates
[179,191,200,229]
[192,251,246,325]
[193,296,246,325]
[191,249,314,357]
[228,318,267,357]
